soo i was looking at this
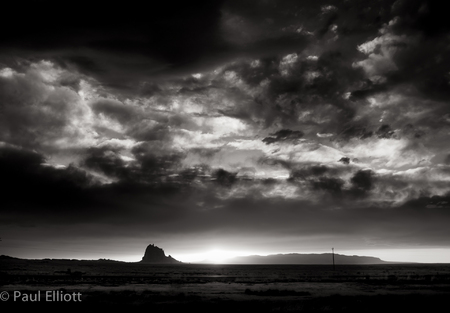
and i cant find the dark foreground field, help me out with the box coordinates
[1,258,450,312]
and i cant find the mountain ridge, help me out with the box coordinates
[203,252,395,264]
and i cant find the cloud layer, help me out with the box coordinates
[1,0,450,260]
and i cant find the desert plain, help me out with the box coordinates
[2,257,450,312]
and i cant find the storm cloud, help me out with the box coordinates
[1,0,450,261]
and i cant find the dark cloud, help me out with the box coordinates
[401,123,425,139]
[349,83,388,100]
[444,155,450,165]
[289,165,330,180]
[0,145,46,173]
[262,129,304,144]
[222,50,362,131]
[1,1,225,63]
[312,177,345,196]
[0,145,193,228]
[390,0,450,37]
[350,169,375,196]
[212,168,237,187]
[82,146,130,180]
[376,124,396,139]
[287,164,377,199]
[351,1,450,103]
[338,157,351,165]
[0,146,94,219]
[0,1,230,96]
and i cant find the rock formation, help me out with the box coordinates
[141,244,181,264]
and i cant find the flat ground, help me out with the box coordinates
[1,259,450,312]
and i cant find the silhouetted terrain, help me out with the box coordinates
[225,253,389,264]
[140,244,181,264]
[0,244,448,312]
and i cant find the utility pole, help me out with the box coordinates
[332,247,335,271]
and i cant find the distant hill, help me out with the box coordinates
[0,244,182,264]
[223,253,388,264]
[0,255,19,260]
[140,244,181,264]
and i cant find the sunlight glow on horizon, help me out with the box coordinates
[173,248,450,264]
[174,249,252,264]
[4,244,450,264]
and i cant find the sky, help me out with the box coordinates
[1,0,450,263]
